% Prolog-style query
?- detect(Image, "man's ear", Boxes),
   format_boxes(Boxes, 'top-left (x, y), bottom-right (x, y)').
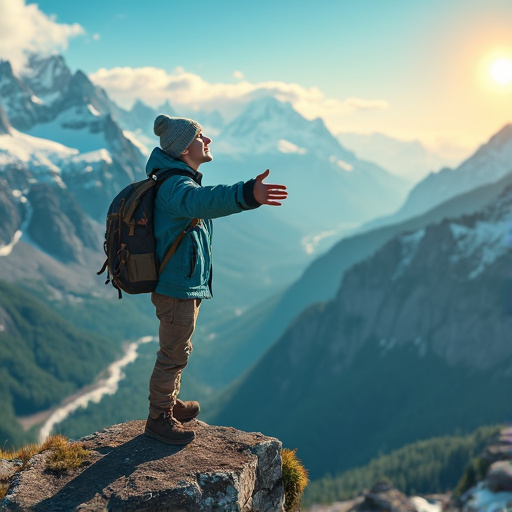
top-left (180, 148), bottom-right (189, 156)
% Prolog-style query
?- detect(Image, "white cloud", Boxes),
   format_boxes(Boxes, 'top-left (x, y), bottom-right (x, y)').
top-left (233, 70), bottom-right (244, 80)
top-left (90, 65), bottom-right (389, 131)
top-left (0, 0), bottom-right (85, 72)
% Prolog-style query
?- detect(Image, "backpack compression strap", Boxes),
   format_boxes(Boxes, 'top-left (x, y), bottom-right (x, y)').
top-left (158, 218), bottom-right (200, 276)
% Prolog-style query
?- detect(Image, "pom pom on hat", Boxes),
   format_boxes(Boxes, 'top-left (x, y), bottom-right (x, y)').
top-left (154, 115), bottom-right (202, 158)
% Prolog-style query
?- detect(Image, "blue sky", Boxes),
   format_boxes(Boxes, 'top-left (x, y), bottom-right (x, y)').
top-left (2, 0), bottom-right (512, 159)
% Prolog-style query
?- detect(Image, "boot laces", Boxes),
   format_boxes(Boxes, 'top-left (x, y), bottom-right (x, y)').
top-left (162, 411), bottom-right (182, 427)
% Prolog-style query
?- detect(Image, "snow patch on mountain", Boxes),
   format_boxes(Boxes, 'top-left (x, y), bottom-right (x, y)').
top-left (30, 95), bottom-right (44, 105)
top-left (330, 155), bottom-right (354, 172)
top-left (123, 129), bottom-right (150, 155)
top-left (26, 106), bottom-right (106, 153)
top-left (70, 149), bottom-right (113, 165)
top-left (278, 139), bottom-right (307, 155)
top-left (88, 104), bottom-right (101, 117)
top-left (0, 230), bottom-right (22, 257)
top-left (462, 484), bottom-right (512, 512)
top-left (0, 127), bottom-right (77, 179)
top-left (449, 219), bottom-right (511, 279)
top-left (58, 149), bottom-right (116, 189)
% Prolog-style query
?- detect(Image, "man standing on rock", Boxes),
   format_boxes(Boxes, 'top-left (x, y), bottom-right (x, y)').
top-left (144, 115), bottom-right (288, 445)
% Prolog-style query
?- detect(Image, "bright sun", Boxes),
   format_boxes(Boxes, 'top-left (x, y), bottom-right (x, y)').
top-left (490, 58), bottom-right (512, 84)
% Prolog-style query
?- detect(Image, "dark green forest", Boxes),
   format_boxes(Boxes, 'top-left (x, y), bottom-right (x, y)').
top-left (302, 424), bottom-right (500, 506)
top-left (0, 280), bottom-right (152, 448)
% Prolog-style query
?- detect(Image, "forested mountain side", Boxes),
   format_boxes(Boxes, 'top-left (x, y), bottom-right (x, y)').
top-left (302, 424), bottom-right (500, 506)
top-left (0, 280), bottom-right (122, 448)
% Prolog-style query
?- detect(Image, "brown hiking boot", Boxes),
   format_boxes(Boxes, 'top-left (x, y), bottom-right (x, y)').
top-left (144, 412), bottom-right (195, 445)
top-left (173, 399), bottom-right (200, 422)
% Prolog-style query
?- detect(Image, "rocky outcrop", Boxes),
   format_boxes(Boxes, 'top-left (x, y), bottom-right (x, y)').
top-left (347, 481), bottom-right (417, 512)
top-left (2, 420), bottom-right (284, 511)
top-left (450, 427), bottom-right (512, 512)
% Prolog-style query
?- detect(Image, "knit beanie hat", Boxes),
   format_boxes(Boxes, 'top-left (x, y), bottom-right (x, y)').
top-left (154, 115), bottom-right (202, 158)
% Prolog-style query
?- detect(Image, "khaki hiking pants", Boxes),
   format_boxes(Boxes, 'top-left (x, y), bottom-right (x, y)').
top-left (149, 292), bottom-right (201, 418)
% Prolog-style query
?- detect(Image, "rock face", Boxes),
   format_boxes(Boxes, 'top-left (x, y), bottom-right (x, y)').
top-left (2, 420), bottom-right (284, 512)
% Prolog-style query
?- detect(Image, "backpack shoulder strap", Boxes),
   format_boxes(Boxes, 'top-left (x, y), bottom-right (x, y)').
top-left (151, 167), bottom-right (198, 191)
top-left (158, 218), bottom-right (200, 276)
top-left (123, 179), bottom-right (157, 223)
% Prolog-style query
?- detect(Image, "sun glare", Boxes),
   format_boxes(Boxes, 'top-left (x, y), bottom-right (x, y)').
top-left (490, 58), bottom-right (512, 84)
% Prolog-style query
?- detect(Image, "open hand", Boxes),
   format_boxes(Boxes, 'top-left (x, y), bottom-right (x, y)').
top-left (253, 169), bottom-right (288, 206)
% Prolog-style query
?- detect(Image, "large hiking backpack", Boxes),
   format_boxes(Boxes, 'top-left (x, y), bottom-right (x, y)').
top-left (97, 169), bottom-right (198, 298)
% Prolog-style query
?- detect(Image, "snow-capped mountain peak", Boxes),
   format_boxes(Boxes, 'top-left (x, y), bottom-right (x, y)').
top-left (22, 54), bottom-right (72, 104)
top-left (215, 96), bottom-right (350, 158)
top-left (0, 59), bottom-right (40, 130)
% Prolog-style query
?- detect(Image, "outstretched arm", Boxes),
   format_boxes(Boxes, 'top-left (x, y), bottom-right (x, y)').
top-left (253, 169), bottom-right (288, 206)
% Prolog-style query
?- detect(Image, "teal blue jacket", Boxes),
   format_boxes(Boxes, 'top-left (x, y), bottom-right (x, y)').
top-left (146, 147), bottom-right (260, 299)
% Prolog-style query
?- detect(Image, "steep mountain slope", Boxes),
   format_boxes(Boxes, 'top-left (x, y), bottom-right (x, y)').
top-left (362, 123), bottom-right (512, 231)
top-left (0, 55), bottom-right (146, 221)
top-left (190, 169), bottom-right (512, 387)
top-left (211, 181), bottom-right (512, 479)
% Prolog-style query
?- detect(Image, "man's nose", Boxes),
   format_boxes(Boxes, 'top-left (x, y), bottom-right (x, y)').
top-left (203, 135), bottom-right (212, 144)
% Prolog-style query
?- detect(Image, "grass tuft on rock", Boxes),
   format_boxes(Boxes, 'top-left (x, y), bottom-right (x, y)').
top-left (45, 435), bottom-right (89, 472)
top-left (0, 483), bottom-right (9, 501)
top-left (282, 448), bottom-right (309, 512)
top-left (0, 434), bottom-right (89, 480)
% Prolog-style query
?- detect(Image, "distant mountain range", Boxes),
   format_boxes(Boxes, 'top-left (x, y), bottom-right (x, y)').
top-left (0, 53), bottom-right (410, 315)
top-left (337, 131), bottom-right (462, 184)
top-left (359, 123), bottom-right (512, 233)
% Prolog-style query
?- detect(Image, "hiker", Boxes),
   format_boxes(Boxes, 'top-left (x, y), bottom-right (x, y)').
top-left (144, 115), bottom-right (288, 445)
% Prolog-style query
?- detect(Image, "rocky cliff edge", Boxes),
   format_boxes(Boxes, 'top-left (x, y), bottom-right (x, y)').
top-left (1, 420), bottom-right (284, 511)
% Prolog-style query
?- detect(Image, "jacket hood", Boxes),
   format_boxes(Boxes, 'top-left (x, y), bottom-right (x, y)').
top-left (145, 147), bottom-right (194, 177)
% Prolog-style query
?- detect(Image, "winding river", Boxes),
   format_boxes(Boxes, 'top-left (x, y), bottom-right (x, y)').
top-left (19, 335), bottom-right (156, 443)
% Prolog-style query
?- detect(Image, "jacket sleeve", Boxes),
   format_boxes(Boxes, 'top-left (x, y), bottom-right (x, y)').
top-left (162, 176), bottom-right (260, 219)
